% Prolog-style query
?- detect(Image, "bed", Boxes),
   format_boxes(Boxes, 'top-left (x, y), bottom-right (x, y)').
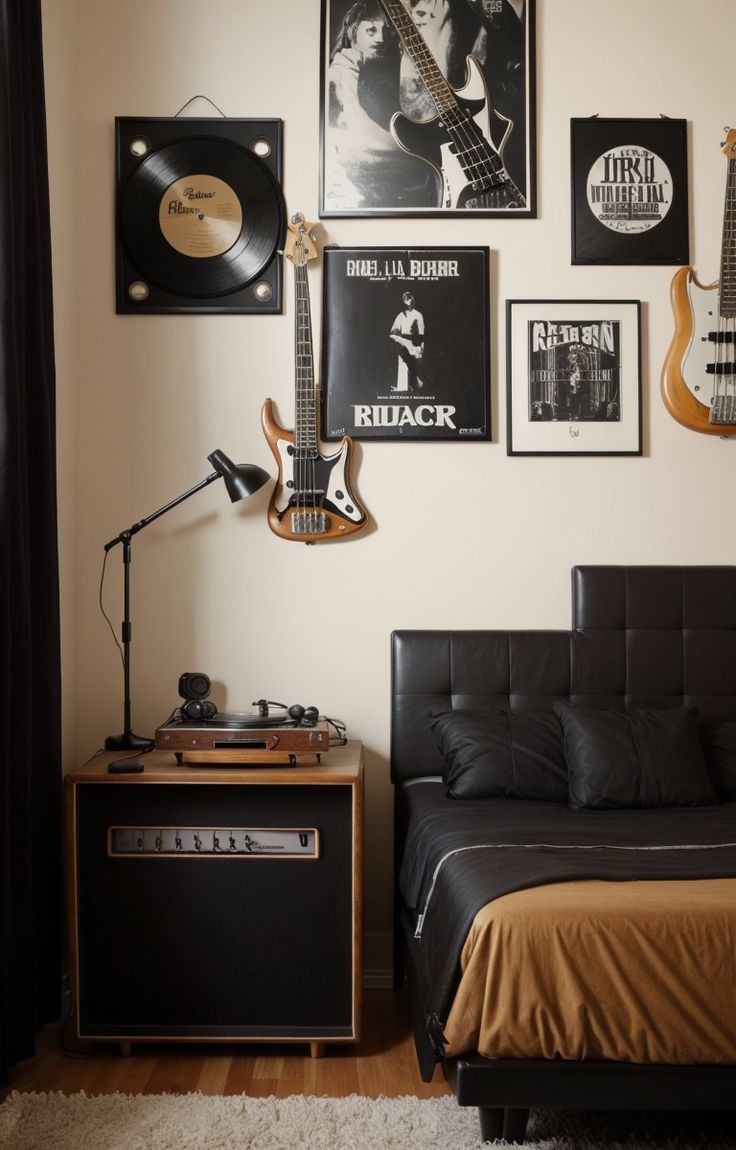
top-left (391, 566), bottom-right (736, 1143)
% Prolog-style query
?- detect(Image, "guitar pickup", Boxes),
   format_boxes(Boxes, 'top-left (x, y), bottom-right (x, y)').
top-left (708, 331), bottom-right (735, 342)
top-left (292, 511), bottom-right (330, 535)
top-left (706, 363), bottom-right (736, 373)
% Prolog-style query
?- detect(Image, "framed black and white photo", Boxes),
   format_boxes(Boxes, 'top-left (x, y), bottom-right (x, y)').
top-left (319, 0), bottom-right (536, 218)
top-left (506, 300), bottom-right (642, 456)
top-left (571, 117), bottom-right (688, 265)
top-left (321, 246), bottom-right (490, 440)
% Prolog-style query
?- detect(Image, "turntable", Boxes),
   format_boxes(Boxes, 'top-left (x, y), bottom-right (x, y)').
top-left (156, 710), bottom-right (330, 765)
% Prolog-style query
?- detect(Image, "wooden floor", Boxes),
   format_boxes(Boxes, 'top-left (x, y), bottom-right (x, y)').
top-left (4, 989), bottom-right (452, 1100)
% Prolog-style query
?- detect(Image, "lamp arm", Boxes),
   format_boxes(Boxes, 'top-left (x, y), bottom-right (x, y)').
top-left (103, 470), bottom-right (221, 551)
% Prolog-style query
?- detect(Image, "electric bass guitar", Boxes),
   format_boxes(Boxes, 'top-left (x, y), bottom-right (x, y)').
top-left (261, 213), bottom-right (367, 542)
top-left (378, 0), bottom-right (525, 211)
top-left (661, 128), bottom-right (736, 434)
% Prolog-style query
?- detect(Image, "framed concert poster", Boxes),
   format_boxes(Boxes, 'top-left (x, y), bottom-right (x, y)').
top-left (321, 246), bottom-right (490, 440)
top-left (319, 0), bottom-right (536, 218)
top-left (506, 299), bottom-right (642, 456)
top-left (571, 117), bottom-right (689, 265)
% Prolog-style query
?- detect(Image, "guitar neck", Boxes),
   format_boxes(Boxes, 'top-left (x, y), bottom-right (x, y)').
top-left (294, 262), bottom-right (318, 454)
top-left (720, 156), bottom-right (736, 318)
top-left (379, 0), bottom-right (457, 115)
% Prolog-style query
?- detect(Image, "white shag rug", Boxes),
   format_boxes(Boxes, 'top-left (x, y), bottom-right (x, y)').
top-left (1, 1091), bottom-right (735, 1150)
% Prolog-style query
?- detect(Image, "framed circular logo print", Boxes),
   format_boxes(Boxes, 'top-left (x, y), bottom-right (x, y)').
top-left (571, 118), bottom-right (688, 265)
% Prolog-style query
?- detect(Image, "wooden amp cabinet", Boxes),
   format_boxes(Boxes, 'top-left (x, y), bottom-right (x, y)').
top-left (64, 742), bottom-right (363, 1055)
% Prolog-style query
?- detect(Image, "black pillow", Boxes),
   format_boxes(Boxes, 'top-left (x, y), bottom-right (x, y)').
top-left (698, 720), bottom-right (736, 799)
top-left (553, 701), bottom-right (718, 810)
top-left (430, 709), bottom-right (568, 801)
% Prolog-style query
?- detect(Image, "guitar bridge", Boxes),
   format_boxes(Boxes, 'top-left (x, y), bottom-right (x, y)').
top-left (291, 510), bottom-right (330, 535)
top-left (709, 395), bottom-right (736, 425)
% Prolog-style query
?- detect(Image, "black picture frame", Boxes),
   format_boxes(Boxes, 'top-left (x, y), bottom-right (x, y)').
top-left (571, 117), bottom-right (689, 265)
top-left (319, 0), bottom-right (536, 218)
top-left (506, 299), bottom-right (642, 456)
top-left (321, 246), bottom-right (490, 440)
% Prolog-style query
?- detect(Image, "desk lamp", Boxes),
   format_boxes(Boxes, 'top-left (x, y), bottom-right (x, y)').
top-left (102, 449), bottom-right (270, 752)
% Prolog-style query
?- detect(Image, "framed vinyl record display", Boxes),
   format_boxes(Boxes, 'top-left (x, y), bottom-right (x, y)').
top-left (115, 117), bottom-right (286, 314)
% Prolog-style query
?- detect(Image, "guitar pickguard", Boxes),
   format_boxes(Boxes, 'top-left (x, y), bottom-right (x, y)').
top-left (271, 438), bottom-right (364, 524)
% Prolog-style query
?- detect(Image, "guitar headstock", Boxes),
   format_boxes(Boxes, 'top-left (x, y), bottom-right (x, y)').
top-left (284, 212), bottom-right (319, 267)
top-left (722, 127), bottom-right (736, 157)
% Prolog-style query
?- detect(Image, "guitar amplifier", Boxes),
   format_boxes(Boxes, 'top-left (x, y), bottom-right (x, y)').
top-left (65, 747), bottom-right (363, 1048)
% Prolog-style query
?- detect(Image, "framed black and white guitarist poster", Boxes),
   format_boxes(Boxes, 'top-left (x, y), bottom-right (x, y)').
top-left (506, 299), bottom-right (642, 456)
top-left (319, 0), bottom-right (536, 217)
top-left (321, 246), bottom-right (490, 440)
top-left (571, 117), bottom-right (689, 265)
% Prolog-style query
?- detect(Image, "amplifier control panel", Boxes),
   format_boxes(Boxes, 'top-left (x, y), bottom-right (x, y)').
top-left (108, 825), bottom-right (319, 857)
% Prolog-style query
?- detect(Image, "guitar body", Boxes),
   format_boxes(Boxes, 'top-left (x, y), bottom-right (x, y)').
top-left (389, 54), bottom-right (518, 210)
top-left (262, 399), bottom-right (366, 542)
top-left (661, 129), bottom-right (736, 434)
top-left (661, 267), bottom-right (736, 435)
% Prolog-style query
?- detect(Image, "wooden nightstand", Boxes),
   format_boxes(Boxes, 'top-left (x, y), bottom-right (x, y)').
top-left (64, 741), bottom-right (363, 1056)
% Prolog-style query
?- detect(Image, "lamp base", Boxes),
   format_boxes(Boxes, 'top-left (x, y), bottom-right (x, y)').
top-left (105, 731), bottom-right (155, 752)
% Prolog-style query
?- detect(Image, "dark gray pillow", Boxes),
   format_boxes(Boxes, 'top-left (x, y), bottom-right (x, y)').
top-left (698, 721), bottom-right (736, 799)
top-left (430, 709), bottom-right (568, 801)
top-left (553, 702), bottom-right (718, 810)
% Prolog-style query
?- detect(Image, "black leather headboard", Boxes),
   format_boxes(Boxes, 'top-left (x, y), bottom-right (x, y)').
top-left (390, 565), bottom-right (736, 782)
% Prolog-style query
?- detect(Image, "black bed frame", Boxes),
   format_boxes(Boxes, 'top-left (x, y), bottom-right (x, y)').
top-left (390, 566), bottom-right (736, 1142)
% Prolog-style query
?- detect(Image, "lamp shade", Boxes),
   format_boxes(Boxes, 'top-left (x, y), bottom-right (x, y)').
top-left (208, 450), bottom-right (270, 503)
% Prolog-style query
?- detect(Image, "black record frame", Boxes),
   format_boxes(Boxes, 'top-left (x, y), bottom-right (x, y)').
top-left (571, 117), bottom-right (689, 266)
top-left (115, 117), bottom-right (285, 314)
top-left (319, 0), bottom-right (536, 218)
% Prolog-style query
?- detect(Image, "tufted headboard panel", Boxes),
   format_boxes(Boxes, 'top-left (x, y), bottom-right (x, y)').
top-left (390, 565), bottom-right (736, 782)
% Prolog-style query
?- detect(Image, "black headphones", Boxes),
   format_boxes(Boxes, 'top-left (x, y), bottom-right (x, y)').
top-left (179, 672), bottom-right (217, 722)
top-left (254, 699), bottom-right (319, 727)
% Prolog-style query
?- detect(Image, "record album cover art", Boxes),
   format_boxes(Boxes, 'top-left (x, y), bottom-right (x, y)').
top-left (571, 118), bottom-right (688, 265)
top-left (506, 299), bottom-right (642, 455)
top-left (321, 246), bottom-right (490, 440)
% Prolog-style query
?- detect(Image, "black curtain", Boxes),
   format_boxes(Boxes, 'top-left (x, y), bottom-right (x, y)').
top-left (0, 0), bottom-right (62, 1085)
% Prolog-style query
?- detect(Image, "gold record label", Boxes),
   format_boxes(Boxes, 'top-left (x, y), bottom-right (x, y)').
top-left (158, 174), bottom-right (243, 258)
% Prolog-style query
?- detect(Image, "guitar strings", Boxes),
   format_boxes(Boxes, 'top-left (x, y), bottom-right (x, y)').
top-left (295, 246), bottom-right (317, 527)
top-left (713, 156), bottom-right (736, 420)
top-left (386, 1), bottom-right (524, 208)
top-left (722, 158), bottom-right (735, 404)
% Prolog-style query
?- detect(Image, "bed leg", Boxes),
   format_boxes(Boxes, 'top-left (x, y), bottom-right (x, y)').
top-left (478, 1107), bottom-right (504, 1141)
top-left (478, 1107), bottom-right (529, 1144)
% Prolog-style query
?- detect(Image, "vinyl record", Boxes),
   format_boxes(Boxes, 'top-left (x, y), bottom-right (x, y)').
top-left (210, 711), bottom-right (292, 729)
top-left (119, 135), bottom-right (285, 298)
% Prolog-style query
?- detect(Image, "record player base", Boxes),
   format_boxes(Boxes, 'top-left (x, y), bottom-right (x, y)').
top-left (64, 744), bottom-right (363, 1052)
top-left (175, 750), bottom-right (323, 765)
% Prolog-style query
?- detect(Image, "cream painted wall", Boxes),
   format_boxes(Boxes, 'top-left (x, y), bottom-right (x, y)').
top-left (43, 0), bottom-right (736, 974)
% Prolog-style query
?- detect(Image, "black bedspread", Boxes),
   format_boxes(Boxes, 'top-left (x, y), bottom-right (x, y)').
top-left (398, 781), bottom-right (736, 1066)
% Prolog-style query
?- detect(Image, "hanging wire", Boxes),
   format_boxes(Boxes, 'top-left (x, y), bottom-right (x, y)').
top-left (173, 94), bottom-right (227, 118)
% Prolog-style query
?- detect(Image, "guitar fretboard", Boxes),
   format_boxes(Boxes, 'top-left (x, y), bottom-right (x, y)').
top-left (294, 262), bottom-right (318, 455)
top-left (380, 0), bottom-right (456, 113)
top-left (720, 157), bottom-right (736, 317)
top-left (378, 0), bottom-right (512, 195)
